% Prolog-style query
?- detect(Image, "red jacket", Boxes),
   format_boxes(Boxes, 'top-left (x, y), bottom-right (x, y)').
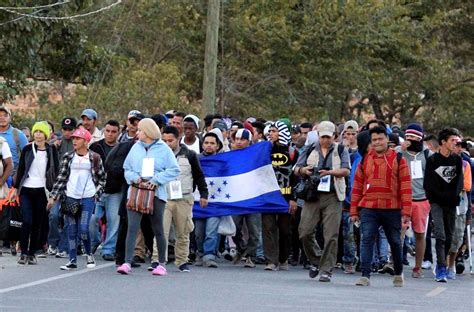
top-left (350, 149), bottom-right (412, 217)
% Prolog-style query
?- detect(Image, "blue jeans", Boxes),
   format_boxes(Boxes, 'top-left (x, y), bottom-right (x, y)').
top-left (64, 197), bottom-right (95, 262)
top-left (47, 201), bottom-right (68, 252)
top-left (372, 227), bottom-right (389, 265)
top-left (360, 208), bottom-right (403, 278)
top-left (195, 217), bottom-right (220, 261)
top-left (342, 210), bottom-right (355, 265)
top-left (89, 192), bottom-right (121, 256)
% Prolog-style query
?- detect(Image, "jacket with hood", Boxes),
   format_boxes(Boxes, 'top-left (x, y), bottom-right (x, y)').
top-left (270, 121), bottom-right (298, 202)
top-left (123, 139), bottom-right (180, 202)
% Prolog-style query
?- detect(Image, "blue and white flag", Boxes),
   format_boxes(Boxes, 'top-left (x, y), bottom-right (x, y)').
top-left (193, 141), bottom-right (289, 218)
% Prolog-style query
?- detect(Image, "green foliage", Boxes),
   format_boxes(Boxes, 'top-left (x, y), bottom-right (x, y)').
top-left (1, 0), bottom-right (472, 136)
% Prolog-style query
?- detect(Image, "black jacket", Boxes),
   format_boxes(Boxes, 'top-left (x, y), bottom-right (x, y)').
top-left (14, 143), bottom-right (59, 192)
top-left (104, 140), bottom-right (135, 194)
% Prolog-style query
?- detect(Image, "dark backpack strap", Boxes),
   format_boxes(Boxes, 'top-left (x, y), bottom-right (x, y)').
top-left (396, 152), bottom-right (403, 165)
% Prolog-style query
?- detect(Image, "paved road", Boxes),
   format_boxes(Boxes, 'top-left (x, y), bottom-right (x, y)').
top-left (0, 252), bottom-right (471, 312)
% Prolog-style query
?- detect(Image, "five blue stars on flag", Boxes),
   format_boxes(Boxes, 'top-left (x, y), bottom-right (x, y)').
top-left (208, 180), bottom-right (230, 201)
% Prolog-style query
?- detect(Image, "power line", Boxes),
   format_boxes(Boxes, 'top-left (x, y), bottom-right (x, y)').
top-left (0, 1), bottom-right (70, 10)
top-left (0, 0), bottom-right (121, 21)
top-left (90, 0), bottom-right (136, 106)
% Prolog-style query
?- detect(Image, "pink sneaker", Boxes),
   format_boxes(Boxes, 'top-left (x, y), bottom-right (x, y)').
top-left (152, 264), bottom-right (167, 276)
top-left (117, 263), bottom-right (132, 275)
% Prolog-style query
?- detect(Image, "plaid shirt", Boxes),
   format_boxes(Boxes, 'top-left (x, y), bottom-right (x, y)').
top-left (49, 150), bottom-right (106, 200)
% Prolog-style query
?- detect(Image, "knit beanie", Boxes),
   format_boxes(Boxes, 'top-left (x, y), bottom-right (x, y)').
top-left (139, 118), bottom-right (161, 140)
top-left (405, 123), bottom-right (424, 140)
top-left (31, 121), bottom-right (50, 140)
top-left (271, 120), bottom-right (291, 146)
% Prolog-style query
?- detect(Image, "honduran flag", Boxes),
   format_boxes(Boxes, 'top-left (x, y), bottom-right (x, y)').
top-left (193, 141), bottom-right (289, 218)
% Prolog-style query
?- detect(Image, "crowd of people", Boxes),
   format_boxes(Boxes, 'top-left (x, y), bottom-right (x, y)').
top-left (0, 105), bottom-right (472, 287)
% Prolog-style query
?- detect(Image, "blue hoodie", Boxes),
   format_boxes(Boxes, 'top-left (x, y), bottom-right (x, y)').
top-left (345, 151), bottom-right (362, 205)
top-left (123, 139), bottom-right (180, 202)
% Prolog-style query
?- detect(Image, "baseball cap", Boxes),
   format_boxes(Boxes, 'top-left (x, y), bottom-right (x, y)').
top-left (317, 121), bottom-right (336, 137)
top-left (61, 117), bottom-right (77, 130)
top-left (127, 110), bottom-right (142, 120)
top-left (343, 120), bottom-right (359, 133)
top-left (235, 129), bottom-right (252, 141)
top-left (71, 128), bottom-right (92, 142)
top-left (81, 109), bottom-right (98, 120)
top-left (0, 106), bottom-right (12, 116)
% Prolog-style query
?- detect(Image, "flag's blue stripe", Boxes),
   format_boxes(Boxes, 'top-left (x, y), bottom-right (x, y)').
top-left (200, 141), bottom-right (272, 177)
top-left (193, 190), bottom-right (288, 218)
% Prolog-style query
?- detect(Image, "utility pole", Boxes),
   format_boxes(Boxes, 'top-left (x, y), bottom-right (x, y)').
top-left (202, 0), bottom-right (220, 117)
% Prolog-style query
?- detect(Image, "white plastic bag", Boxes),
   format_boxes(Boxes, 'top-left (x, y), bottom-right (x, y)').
top-left (218, 215), bottom-right (236, 236)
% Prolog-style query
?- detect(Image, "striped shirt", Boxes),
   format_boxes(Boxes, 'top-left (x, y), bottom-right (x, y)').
top-left (350, 149), bottom-right (412, 217)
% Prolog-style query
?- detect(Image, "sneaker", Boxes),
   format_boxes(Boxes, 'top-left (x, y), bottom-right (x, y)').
top-left (17, 254), bottom-right (27, 265)
top-left (393, 274), bottom-right (404, 287)
top-left (264, 263), bottom-right (278, 271)
top-left (11, 245), bottom-right (17, 256)
top-left (279, 261), bottom-right (289, 271)
top-left (308, 265), bottom-right (319, 278)
top-left (36, 250), bottom-right (47, 258)
top-left (254, 256), bottom-right (266, 265)
top-left (195, 256), bottom-right (203, 267)
top-left (102, 254), bottom-right (115, 261)
top-left (421, 260), bottom-right (432, 270)
top-left (434, 265), bottom-right (447, 283)
top-left (131, 261), bottom-right (141, 268)
top-left (446, 267), bottom-right (456, 280)
top-left (133, 255), bottom-right (145, 263)
top-left (148, 262), bottom-right (159, 271)
top-left (403, 259), bottom-right (410, 266)
top-left (55, 251), bottom-right (68, 258)
top-left (47, 246), bottom-right (58, 256)
top-left (152, 264), bottom-right (167, 276)
top-left (204, 259), bottom-right (218, 268)
top-left (117, 263), bottom-right (132, 275)
top-left (86, 254), bottom-right (96, 268)
top-left (411, 267), bottom-right (423, 278)
top-left (378, 263), bottom-right (395, 275)
top-left (178, 263), bottom-right (190, 272)
top-left (319, 272), bottom-right (331, 282)
top-left (344, 263), bottom-right (354, 274)
top-left (455, 260), bottom-right (465, 274)
top-left (60, 261), bottom-right (78, 270)
top-left (244, 257), bottom-right (256, 268)
top-left (232, 252), bottom-right (243, 265)
top-left (28, 255), bottom-right (37, 265)
top-left (355, 276), bottom-right (370, 286)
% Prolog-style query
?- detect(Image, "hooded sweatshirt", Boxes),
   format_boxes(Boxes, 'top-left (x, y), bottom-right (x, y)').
top-left (424, 152), bottom-right (463, 207)
top-left (270, 121), bottom-right (297, 201)
top-left (123, 139), bottom-right (181, 202)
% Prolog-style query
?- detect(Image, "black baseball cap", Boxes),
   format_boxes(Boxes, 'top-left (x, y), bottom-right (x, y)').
top-left (61, 117), bottom-right (77, 130)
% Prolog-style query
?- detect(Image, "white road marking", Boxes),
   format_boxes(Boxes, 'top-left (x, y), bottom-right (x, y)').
top-left (0, 263), bottom-right (114, 294)
top-left (425, 286), bottom-right (447, 297)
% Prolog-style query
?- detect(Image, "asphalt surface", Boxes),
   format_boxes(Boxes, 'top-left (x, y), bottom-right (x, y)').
top-left (0, 251), bottom-right (472, 312)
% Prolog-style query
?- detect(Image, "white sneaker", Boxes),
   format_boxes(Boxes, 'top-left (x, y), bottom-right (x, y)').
top-left (47, 246), bottom-right (58, 256)
top-left (86, 254), bottom-right (96, 268)
top-left (421, 260), bottom-right (432, 270)
top-left (55, 251), bottom-right (68, 258)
